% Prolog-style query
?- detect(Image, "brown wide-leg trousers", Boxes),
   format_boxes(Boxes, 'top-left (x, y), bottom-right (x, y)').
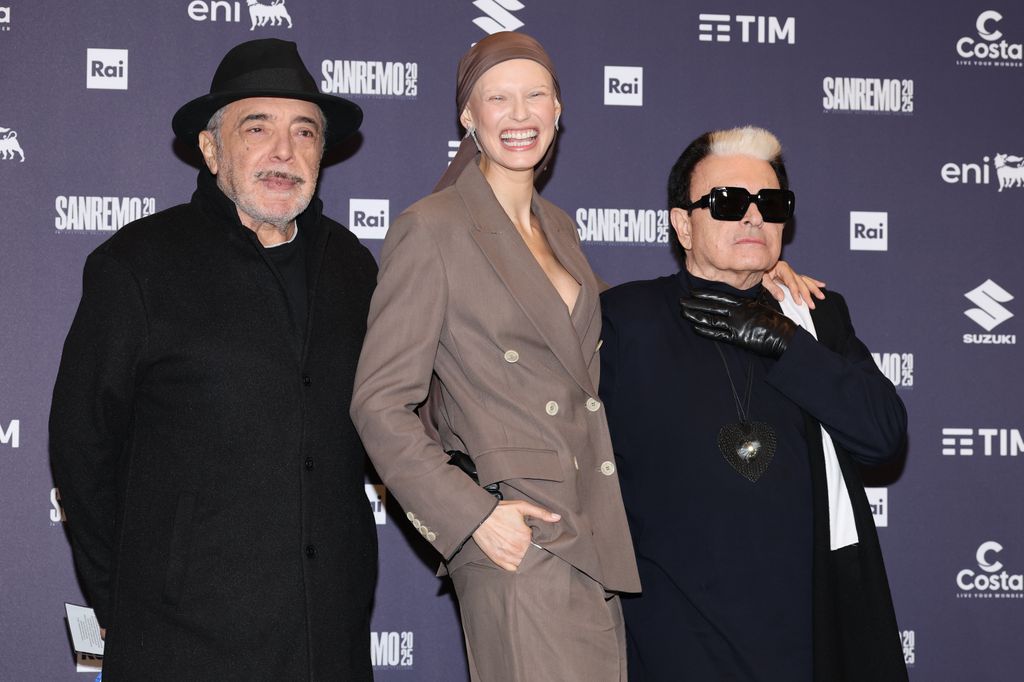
top-left (450, 544), bottom-right (627, 682)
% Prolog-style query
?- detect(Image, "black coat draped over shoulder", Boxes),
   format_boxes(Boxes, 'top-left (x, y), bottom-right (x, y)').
top-left (50, 171), bottom-right (378, 681)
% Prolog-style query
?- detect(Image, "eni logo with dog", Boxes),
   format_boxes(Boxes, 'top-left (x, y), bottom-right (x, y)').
top-left (0, 126), bottom-right (25, 163)
top-left (941, 153), bottom-right (1024, 192)
top-left (187, 0), bottom-right (294, 31)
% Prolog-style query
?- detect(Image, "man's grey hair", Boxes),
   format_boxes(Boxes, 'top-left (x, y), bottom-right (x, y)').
top-left (205, 102), bottom-right (328, 153)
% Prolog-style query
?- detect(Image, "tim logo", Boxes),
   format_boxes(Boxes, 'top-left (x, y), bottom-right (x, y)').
top-left (900, 630), bottom-right (916, 666)
top-left (604, 66), bottom-right (643, 107)
top-left (871, 352), bottom-right (913, 388)
top-left (956, 540), bottom-right (1023, 598)
top-left (962, 279), bottom-right (1015, 344)
top-left (865, 487), bottom-right (887, 527)
top-left (371, 631), bottom-right (414, 669)
top-left (50, 488), bottom-right (66, 525)
top-left (849, 211), bottom-right (887, 251)
top-left (187, 1), bottom-right (293, 30)
top-left (86, 48), bottom-right (128, 90)
top-left (956, 10), bottom-right (1022, 67)
top-left (349, 199), bottom-right (389, 241)
top-left (365, 483), bottom-right (386, 525)
top-left (0, 419), bottom-right (18, 448)
top-left (0, 6), bottom-right (10, 31)
top-left (942, 427), bottom-right (1023, 457)
top-left (698, 13), bottom-right (795, 44)
top-left (0, 126), bottom-right (25, 162)
top-left (472, 0), bottom-right (524, 35)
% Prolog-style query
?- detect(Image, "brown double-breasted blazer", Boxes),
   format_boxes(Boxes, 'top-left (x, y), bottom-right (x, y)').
top-left (351, 161), bottom-right (640, 593)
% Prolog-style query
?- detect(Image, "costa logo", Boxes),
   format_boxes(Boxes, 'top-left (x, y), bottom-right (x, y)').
top-left (955, 10), bottom-right (1022, 66)
top-left (956, 541), bottom-right (1024, 598)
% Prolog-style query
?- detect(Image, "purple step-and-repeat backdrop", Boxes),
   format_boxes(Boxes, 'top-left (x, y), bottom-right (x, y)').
top-left (1, 0), bottom-right (1022, 679)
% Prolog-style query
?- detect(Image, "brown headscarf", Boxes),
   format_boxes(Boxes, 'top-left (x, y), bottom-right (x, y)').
top-left (433, 32), bottom-right (562, 192)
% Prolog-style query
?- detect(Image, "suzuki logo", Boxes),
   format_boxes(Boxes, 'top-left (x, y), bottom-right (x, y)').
top-left (472, 0), bottom-right (524, 35)
top-left (964, 279), bottom-right (1014, 332)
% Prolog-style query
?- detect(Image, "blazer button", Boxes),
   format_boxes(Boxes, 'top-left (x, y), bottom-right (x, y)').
top-left (426, 531), bottom-right (437, 542)
top-left (412, 518), bottom-right (422, 529)
top-left (305, 544), bottom-right (317, 558)
top-left (600, 461), bottom-right (616, 476)
top-left (503, 349), bottom-right (520, 363)
top-left (419, 525), bottom-right (429, 537)
top-left (545, 400), bottom-right (559, 416)
top-left (304, 457), bottom-right (315, 470)
top-left (585, 398), bottom-right (601, 412)
top-left (406, 511), bottom-right (416, 522)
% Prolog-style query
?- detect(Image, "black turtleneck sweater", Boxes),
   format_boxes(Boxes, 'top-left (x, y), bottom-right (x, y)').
top-left (264, 228), bottom-right (308, 341)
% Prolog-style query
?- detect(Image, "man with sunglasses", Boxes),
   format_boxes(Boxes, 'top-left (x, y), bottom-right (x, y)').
top-left (598, 126), bottom-right (908, 680)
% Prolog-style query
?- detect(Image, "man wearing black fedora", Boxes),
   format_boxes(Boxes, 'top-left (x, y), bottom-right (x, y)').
top-left (50, 39), bottom-right (378, 680)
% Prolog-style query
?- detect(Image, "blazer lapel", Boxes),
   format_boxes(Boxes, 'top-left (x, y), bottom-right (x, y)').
top-left (457, 164), bottom-right (597, 397)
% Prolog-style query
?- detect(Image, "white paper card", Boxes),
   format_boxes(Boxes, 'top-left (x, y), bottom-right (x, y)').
top-left (65, 603), bottom-right (105, 656)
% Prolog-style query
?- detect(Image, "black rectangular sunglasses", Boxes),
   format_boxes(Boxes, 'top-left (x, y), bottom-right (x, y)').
top-left (683, 186), bottom-right (795, 223)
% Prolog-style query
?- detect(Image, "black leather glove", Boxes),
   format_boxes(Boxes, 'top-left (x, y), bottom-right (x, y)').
top-left (680, 289), bottom-right (797, 358)
top-left (447, 450), bottom-right (503, 499)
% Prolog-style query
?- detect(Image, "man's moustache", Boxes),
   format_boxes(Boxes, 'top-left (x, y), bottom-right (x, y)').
top-left (254, 170), bottom-right (305, 185)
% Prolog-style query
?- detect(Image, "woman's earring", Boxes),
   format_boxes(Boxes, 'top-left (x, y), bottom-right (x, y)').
top-left (468, 126), bottom-right (482, 152)
top-left (554, 116), bottom-right (560, 132)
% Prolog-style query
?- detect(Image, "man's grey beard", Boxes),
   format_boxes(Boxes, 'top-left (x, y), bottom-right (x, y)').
top-left (220, 164), bottom-right (315, 232)
top-left (237, 170), bottom-right (311, 231)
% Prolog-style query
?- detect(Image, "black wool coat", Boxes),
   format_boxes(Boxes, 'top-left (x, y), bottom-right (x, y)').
top-left (50, 171), bottom-right (379, 681)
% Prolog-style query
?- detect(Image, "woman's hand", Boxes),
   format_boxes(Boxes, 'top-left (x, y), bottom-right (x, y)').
top-left (763, 260), bottom-right (825, 309)
top-left (472, 500), bottom-right (560, 571)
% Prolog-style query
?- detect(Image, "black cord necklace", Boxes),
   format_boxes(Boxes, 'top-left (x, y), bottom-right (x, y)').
top-left (713, 343), bottom-right (777, 482)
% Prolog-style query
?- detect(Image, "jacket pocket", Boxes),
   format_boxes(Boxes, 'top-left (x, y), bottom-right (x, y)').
top-left (474, 447), bottom-right (564, 487)
top-left (162, 491), bottom-right (197, 606)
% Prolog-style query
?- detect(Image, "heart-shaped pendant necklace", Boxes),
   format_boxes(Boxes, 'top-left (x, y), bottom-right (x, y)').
top-left (714, 344), bottom-right (777, 482)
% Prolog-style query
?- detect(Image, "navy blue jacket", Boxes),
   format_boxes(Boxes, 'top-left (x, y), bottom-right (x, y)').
top-left (600, 274), bottom-right (907, 682)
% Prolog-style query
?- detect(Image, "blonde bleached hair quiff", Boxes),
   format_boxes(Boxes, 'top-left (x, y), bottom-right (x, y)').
top-left (668, 125), bottom-right (789, 212)
top-left (706, 126), bottom-right (782, 163)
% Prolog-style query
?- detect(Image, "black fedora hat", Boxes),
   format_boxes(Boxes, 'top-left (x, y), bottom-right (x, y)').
top-left (172, 39), bottom-right (362, 149)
